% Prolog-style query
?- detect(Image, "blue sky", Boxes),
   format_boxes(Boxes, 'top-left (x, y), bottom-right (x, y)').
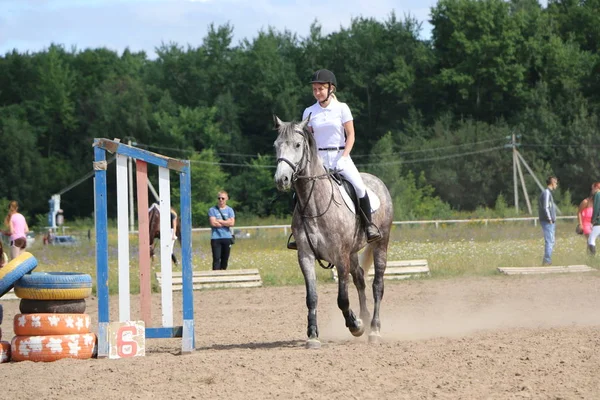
top-left (0, 0), bottom-right (548, 58)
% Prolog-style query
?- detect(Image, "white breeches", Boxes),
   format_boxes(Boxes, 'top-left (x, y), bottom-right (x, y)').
top-left (588, 226), bottom-right (600, 246)
top-left (318, 150), bottom-right (367, 198)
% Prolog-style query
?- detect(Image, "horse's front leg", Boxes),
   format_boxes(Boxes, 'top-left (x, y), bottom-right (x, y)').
top-left (369, 244), bottom-right (388, 343)
top-left (337, 262), bottom-right (365, 337)
top-left (349, 253), bottom-right (370, 328)
top-left (298, 251), bottom-right (320, 349)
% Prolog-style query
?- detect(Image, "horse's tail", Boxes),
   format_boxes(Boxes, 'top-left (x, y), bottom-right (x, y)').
top-left (359, 243), bottom-right (375, 276)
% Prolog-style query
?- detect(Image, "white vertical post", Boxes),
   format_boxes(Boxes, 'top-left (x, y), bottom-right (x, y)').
top-left (116, 154), bottom-right (131, 321)
top-left (158, 166), bottom-right (173, 327)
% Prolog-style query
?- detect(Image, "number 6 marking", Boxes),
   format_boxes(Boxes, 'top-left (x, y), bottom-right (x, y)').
top-left (116, 326), bottom-right (138, 357)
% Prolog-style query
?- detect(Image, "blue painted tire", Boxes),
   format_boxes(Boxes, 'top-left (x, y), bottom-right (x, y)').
top-left (0, 252), bottom-right (38, 298)
top-left (15, 272), bottom-right (93, 300)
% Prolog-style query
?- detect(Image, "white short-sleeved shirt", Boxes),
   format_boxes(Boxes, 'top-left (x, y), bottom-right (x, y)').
top-left (302, 100), bottom-right (353, 149)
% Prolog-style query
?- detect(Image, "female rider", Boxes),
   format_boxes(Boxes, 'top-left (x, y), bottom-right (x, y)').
top-left (288, 69), bottom-right (381, 249)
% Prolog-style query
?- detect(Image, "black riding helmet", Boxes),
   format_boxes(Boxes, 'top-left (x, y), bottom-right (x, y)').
top-left (310, 69), bottom-right (337, 88)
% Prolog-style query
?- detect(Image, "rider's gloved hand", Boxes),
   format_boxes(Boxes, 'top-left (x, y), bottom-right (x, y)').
top-left (337, 156), bottom-right (350, 171)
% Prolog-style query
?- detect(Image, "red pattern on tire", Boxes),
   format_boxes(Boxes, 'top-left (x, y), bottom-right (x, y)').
top-left (11, 333), bottom-right (97, 362)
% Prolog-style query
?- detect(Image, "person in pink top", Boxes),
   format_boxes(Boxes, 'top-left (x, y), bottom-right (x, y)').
top-left (3, 200), bottom-right (29, 260)
top-left (578, 183), bottom-right (600, 248)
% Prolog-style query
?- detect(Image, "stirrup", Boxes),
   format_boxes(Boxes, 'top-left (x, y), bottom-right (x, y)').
top-left (286, 233), bottom-right (297, 250)
top-left (366, 225), bottom-right (382, 243)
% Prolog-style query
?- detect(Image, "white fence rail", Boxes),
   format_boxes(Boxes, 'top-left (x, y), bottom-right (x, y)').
top-left (188, 215), bottom-right (578, 235)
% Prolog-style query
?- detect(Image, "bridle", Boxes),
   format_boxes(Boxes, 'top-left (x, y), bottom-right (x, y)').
top-left (276, 129), bottom-right (310, 183)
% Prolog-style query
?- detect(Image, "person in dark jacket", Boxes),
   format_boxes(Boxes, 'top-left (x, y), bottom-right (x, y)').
top-left (538, 176), bottom-right (558, 265)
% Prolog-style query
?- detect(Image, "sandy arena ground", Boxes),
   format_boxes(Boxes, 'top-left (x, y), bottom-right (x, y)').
top-left (2, 273), bottom-right (600, 399)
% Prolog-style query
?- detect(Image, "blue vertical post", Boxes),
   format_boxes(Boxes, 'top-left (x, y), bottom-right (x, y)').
top-left (94, 142), bottom-right (110, 358)
top-left (180, 162), bottom-right (195, 353)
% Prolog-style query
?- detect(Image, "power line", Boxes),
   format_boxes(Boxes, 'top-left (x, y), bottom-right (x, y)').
top-left (56, 156), bottom-right (117, 195)
top-left (189, 159), bottom-right (276, 168)
top-left (136, 137), bottom-right (508, 159)
top-left (53, 140), bottom-right (510, 195)
top-left (187, 145), bottom-right (507, 168)
top-left (356, 146), bottom-right (506, 167)
top-left (352, 137), bottom-right (507, 158)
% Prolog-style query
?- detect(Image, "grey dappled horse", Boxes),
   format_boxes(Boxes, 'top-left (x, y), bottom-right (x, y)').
top-left (273, 115), bottom-right (393, 348)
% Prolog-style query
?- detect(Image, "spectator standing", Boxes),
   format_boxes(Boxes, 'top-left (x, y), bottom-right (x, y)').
top-left (587, 184), bottom-right (600, 255)
top-left (208, 191), bottom-right (235, 270)
top-left (3, 200), bottom-right (29, 260)
top-left (538, 176), bottom-right (558, 265)
top-left (577, 183), bottom-right (600, 244)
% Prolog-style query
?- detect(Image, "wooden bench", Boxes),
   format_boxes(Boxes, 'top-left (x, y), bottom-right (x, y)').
top-left (156, 269), bottom-right (263, 290)
top-left (332, 259), bottom-right (430, 282)
top-left (497, 265), bottom-right (594, 275)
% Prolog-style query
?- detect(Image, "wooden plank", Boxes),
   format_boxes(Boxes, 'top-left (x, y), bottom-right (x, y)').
top-left (165, 275), bottom-right (262, 284)
top-left (381, 266), bottom-right (430, 275)
top-left (157, 269), bottom-right (261, 278)
top-left (497, 265), bottom-right (594, 275)
top-left (171, 281), bottom-right (264, 291)
top-left (332, 260), bottom-right (430, 282)
top-left (387, 260), bottom-right (428, 268)
top-left (156, 269), bottom-right (263, 290)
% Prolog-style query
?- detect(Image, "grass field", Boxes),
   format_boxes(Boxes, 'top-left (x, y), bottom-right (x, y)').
top-left (26, 219), bottom-right (597, 294)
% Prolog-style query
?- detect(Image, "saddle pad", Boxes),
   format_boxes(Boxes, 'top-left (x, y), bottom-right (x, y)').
top-left (339, 186), bottom-right (380, 215)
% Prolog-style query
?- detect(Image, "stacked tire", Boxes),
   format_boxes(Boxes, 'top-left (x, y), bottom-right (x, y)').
top-left (0, 304), bottom-right (9, 363)
top-left (0, 252), bottom-right (39, 363)
top-left (11, 271), bottom-right (96, 362)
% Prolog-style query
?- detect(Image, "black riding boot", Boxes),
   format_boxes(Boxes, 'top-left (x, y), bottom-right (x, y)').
top-left (359, 194), bottom-right (382, 243)
top-left (588, 244), bottom-right (596, 255)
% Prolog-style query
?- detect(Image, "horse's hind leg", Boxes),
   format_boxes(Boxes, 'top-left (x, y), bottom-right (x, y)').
top-left (349, 253), bottom-right (370, 328)
top-left (337, 262), bottom-right (365, 338)
top-left (369, 243), bottom-right (388, 343)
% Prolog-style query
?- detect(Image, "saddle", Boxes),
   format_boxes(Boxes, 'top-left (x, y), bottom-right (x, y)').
top-left (329, 171), bottom-right (380, 215)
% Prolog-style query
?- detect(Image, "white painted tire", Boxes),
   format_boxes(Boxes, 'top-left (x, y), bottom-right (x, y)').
top-left (11, 333), bottom-right (97, 362)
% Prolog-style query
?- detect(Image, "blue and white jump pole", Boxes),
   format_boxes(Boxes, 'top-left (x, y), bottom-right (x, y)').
top-left (93, 138), bottom-right (195, 357)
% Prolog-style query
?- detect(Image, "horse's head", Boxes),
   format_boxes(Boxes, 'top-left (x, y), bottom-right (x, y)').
top-left (273, 114), bottom-right (314, 191)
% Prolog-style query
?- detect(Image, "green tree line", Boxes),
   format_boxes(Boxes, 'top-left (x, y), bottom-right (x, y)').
top-left (1, 0), bottom-right (599, 226)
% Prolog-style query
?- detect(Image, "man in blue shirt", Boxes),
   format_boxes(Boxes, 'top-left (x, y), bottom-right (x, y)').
top-left (538, 176), bottom-right (558, 265)
top-left (208, 191), bottom-right (235, 270)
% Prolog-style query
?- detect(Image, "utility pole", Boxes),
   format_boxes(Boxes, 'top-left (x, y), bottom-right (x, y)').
top-left (516, 152), bottom-right (532, 214)
top-left (516, 150), bottom-right (561, 215)
top-left (512, 133), bottom-right (518, 214)
top-left (128, 139), bottom-right (135, 233)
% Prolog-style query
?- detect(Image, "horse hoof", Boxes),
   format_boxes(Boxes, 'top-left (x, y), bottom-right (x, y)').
top-left (306, 339), bottom-right (321, 349)
top-left (368, 332), bottom-right (381, 344)
top-left (350, 319), bottom-right (365, 337)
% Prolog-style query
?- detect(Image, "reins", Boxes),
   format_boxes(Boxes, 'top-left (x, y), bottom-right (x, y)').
top-left (276, 133), bottom-right (343, 270)
top-left (293, 170), bottom-right (340, 269)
